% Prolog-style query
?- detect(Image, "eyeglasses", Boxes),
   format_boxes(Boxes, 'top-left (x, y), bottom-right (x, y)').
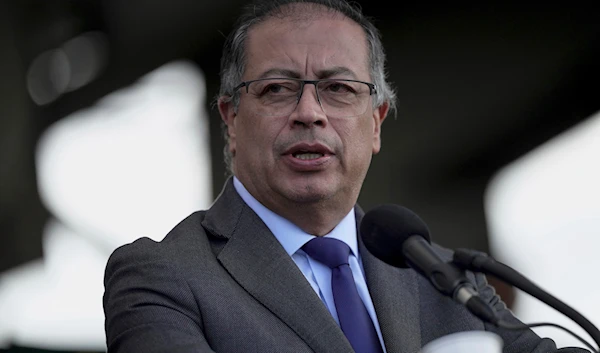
top-left (233, 78), bottom-right (377, 118)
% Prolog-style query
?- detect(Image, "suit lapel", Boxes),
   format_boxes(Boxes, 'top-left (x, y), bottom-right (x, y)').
top-left (203, 179), bottom-right (353, 353)
top-left (357, 207), bottom-right (423, 353)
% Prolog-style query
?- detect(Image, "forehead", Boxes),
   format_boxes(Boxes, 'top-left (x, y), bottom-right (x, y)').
top-left (243, 5), bottom-right (370, 80)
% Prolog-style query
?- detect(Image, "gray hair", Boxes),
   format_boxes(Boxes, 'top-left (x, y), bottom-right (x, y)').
top-left (217, 0), bottom-right (397, 175)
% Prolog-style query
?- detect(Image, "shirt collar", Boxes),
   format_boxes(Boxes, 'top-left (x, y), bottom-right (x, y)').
top-left (233, 176), bottom-right (359, 258)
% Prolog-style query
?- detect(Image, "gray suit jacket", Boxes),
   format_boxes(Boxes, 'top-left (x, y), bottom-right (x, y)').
top-left (103, 178), bottom-right (585, 353)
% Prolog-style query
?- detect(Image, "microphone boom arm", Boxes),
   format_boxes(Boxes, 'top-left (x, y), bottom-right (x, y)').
top-left (453, 248), bottom-right (600, 350)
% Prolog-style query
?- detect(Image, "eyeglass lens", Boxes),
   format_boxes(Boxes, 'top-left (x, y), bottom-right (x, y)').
top-left (245, 79), bottom-right (372, 118)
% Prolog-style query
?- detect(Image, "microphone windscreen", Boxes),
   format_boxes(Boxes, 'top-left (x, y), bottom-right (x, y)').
top-left (360, 204), bottom-right (431, 268)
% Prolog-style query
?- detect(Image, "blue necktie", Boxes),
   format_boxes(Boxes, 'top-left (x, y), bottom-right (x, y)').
top-left (302, 237), bottom-right (384, 353)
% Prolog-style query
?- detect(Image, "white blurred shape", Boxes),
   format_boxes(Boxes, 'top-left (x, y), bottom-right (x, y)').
top-left (485, 109), bottom-right (600, 349)
top-left (0, 261), bottom-right (45, 349)
top-left (421, 331), bottom-right (503, 353)
top-left (0, 60), bottom-right (213, 350)
top-left (36, 59), bottom-right (212, 249)
top-left (1, 221), bottom-right (106, 350)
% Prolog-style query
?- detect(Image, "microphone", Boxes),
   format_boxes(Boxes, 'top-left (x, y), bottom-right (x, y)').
top-left (360, 204), bottom-right (600, 352)
top-left (360, 204), bottom-right (498, 324)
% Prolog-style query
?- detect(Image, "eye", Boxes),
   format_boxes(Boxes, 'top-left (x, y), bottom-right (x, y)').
top-left (322, 81), bottom-right (356, 94)
top-left (257, 80), bottom-right (298, 96)
top-left (264, 83), bottom-right (285, 94)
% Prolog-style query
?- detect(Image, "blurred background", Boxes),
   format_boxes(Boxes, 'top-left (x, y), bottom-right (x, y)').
top-left (1, 1), bottom-right (599, 352)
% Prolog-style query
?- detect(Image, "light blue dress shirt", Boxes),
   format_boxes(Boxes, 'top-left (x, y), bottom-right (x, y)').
top-left (233, 177), bottom-right (387, 352)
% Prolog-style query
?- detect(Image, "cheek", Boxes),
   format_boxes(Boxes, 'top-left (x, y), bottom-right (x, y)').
top-left (237, 112), bottom-right (286, 156)
top-left (237, 110), bottom-right (264, 140)
top-left (335, 120), bottom-right (374, 157)
top-left (345, 119), bottom-right (374, 142)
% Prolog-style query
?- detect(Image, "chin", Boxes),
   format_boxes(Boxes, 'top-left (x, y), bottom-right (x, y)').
top-left (279, 182), bottom-right (333, 203)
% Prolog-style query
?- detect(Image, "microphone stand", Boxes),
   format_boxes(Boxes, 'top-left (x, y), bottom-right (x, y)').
top-left (452, 248), bottom-right (600, 351)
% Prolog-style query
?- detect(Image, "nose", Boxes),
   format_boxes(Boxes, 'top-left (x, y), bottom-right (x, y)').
top-left (289, 83), bottom-right (327, 128)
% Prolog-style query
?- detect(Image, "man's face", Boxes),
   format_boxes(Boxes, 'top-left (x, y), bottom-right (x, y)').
top-left (219, 9), bottom-right (388, 219)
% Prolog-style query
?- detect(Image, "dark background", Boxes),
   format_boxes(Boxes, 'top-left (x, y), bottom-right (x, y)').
top-left (1, 2), bottom-right (599, 351)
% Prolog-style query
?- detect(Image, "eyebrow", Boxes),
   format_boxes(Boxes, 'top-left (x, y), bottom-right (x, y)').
top-left (257, 66), bottom-right (358, 80)
top-left (258, 68), bottom-right (301, 79)
top-left (317, 67), bottom-right (358, 80)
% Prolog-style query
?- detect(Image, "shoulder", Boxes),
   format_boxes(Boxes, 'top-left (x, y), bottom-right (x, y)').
top-left (105, 211), bottom-right (212, 276)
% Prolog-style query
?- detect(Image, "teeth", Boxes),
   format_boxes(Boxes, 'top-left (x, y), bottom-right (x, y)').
top-left (293, 153), bottom-right (323, 160)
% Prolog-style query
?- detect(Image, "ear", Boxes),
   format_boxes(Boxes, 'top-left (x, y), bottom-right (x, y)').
top-left (372, 102), bottom-right (389, 154)
top-left (218, 96), bottom-right (237, 156)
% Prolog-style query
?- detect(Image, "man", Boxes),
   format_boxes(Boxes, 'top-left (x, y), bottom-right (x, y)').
top-left (103, 1), bottom-right (590, 352)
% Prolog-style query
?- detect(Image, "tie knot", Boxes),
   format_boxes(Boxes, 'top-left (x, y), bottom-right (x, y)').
top-left (302, 237), bottom-right (350, 269)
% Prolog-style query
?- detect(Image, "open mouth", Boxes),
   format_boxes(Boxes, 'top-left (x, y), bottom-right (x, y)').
top-left (292, 152), bottom-right (324, 160)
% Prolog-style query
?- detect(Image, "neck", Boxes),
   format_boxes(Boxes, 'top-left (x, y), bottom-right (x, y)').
top-left (233, 174), bottom-right (361, 236)
top-left (273, 200), bottom-right (354, 236)
top-left (235, 178), bottom-right (357, 236)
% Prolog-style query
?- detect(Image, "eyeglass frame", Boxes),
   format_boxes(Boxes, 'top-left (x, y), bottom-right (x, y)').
top-left (231, 77), bottom-right (378, 116)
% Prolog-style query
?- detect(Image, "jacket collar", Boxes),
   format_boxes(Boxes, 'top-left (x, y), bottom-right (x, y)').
top-left (202, 177), bottom-right (422, 352)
